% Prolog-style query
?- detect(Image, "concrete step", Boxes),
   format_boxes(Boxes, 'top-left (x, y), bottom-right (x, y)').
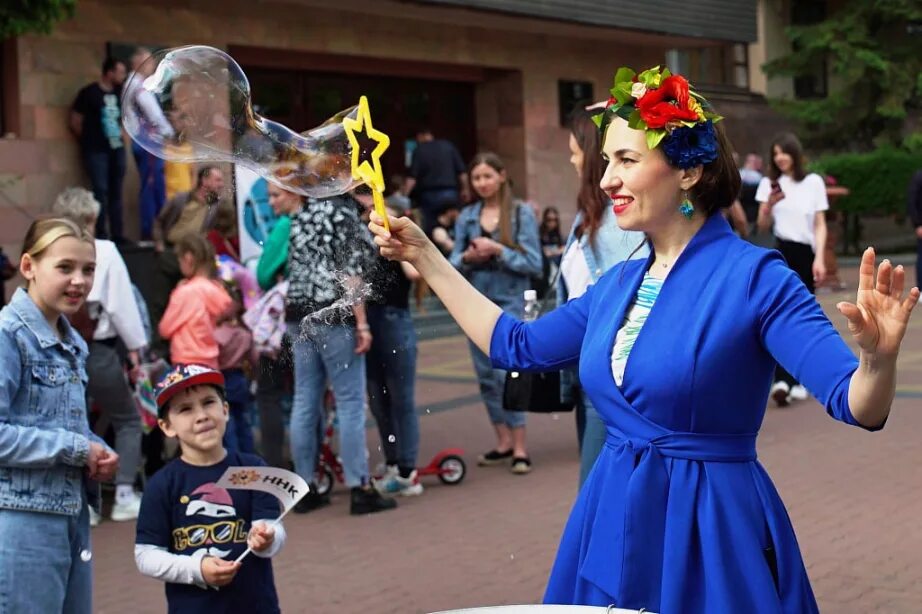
top-left (410, 296), bottom-right (462, 341)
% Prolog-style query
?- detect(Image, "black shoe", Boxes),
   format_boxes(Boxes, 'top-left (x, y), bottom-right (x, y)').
top-left (293, 487), bottom-right (330, 514)
top-left (477, 449), bottom-right (513, 466)
top-left (350, 486), bottom-right (398, 515)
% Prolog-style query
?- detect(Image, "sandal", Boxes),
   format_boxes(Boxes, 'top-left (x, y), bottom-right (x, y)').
top-left (477, 449), bottom-right (513, 466)
top-left (510, 457), bottom-right (532, 474)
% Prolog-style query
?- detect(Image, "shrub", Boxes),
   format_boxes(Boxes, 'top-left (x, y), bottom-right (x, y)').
top-left (809, 148), bottom-right (922, 216)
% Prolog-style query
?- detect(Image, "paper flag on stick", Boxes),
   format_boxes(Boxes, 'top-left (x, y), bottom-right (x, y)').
top-left (216, 465), bottom-right (309, 514)
top-left (216, 465), bottom-right (309, 563)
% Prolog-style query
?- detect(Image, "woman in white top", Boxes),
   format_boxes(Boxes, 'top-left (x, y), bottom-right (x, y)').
top-left (52, 188), bottom-right (149, 522)
top-left (756, 132), bottom-right (828, 406)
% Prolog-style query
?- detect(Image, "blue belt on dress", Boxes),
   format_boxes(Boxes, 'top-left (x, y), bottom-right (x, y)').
top-left (580, 423), bottom-right (758, 607)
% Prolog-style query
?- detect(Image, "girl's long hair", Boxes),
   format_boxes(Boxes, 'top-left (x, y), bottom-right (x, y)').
top-left (22, 216), bottom-right (94, 260)
top-left (469, 152), bottom-right (517, 248)
top-left (570, 110), bottom-right (607, 245)
top-left (174, 233), bottom-right (216, 277)
top-left (767, 132), bottom-right (807, 182)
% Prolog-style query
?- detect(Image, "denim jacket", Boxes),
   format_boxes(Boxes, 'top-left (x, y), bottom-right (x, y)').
top-left (0, 288), bottom-right (104, 515)
top-left (557, 205), bottom-right (648, 402)
top-left (449, 201), bottom-right (543, 316)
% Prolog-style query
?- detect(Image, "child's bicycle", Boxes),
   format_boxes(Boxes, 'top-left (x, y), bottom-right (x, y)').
top-left (314, 390), bottom-right (467, 496)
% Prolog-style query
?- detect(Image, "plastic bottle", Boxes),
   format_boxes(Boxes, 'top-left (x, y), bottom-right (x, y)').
top-left (523, 289), bottom-right (539, 322)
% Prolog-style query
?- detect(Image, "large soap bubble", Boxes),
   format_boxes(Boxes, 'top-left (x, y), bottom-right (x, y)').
top-left (121, 45), bottom-right (363, 198)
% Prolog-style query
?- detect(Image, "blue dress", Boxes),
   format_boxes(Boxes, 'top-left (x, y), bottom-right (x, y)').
top-left (490, 214), bottom-right (878, 612)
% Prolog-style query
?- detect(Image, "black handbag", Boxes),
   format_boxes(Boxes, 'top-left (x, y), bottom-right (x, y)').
top-left (502, 267), bottom-right (574, 413)
top-left (503, 368), bottom-right (572, 413)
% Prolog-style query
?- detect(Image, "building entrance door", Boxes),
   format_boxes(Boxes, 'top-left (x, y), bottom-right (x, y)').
top-left (243, 67), bottom-right (477, 192)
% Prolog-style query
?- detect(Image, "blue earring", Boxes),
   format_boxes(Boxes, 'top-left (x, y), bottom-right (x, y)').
top-left (679, 192), bottom-right (694, 219)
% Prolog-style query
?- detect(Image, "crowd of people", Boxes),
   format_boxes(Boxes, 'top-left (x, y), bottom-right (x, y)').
top-left (0, 58), bottom-right (918, 614)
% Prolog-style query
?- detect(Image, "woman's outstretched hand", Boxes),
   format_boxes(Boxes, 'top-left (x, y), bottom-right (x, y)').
top-left (368, 211), bottom-right (430, 263)
top-left (836, 247), bottom-right (920, 358)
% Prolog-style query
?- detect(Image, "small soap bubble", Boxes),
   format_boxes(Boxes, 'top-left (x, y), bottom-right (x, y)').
top-left (387, 434), bottom-right (396, 443)
top-left (80, 549), bottom-right (92, 562)
top-left (552, 413), bottom-right (560, 421)
top-left (425, 408), bottom-right (431, 414)
top-left (509, 553), bottom-right (515, 560)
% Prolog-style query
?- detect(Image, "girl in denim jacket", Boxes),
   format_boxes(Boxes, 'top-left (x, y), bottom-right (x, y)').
top-left (0, 217), bottom-right (119, 614)
top-left (449, 152), bottom-right (542, 474)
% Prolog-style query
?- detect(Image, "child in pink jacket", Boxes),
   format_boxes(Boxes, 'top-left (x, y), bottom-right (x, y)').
top-left (159, 234), bottom-right (232, 369)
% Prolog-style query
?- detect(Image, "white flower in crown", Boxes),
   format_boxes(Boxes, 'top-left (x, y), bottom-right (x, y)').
top-left (631, 82), bottom-right (647, 99)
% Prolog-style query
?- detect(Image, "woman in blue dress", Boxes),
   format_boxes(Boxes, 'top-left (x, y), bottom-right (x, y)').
top-left (366, 66), bottom-right (920, 612)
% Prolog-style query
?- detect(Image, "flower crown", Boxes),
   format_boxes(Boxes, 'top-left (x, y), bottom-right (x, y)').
top-left (592, 66), bottom-right (723, 169)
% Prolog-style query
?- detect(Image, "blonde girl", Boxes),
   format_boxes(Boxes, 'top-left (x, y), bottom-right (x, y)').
top-left (0, 216), bottom-right (118, 613)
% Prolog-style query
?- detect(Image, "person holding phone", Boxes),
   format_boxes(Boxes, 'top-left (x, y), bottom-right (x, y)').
top-left (756, 132), bottom-right (829, 406)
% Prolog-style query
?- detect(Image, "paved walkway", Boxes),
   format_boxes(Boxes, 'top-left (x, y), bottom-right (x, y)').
top-left (91, 263), bottom-right (922, 613)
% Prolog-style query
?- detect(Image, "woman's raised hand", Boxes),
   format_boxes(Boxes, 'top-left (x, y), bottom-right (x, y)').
top-left (368, 211), bottom-right (430, 264)
top-left (836, 248), bottom-right (920, 358)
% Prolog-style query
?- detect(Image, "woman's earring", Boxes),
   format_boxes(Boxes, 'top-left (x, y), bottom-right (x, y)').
top-left (679, 191), bottom-right (694, 220)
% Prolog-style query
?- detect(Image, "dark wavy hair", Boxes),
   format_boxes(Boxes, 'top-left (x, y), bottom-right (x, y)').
top-left (569, 110), bottom-right (607, 245)
top-left (767, 132), bottom-right (807, 182)
top-left (685, 120), bottom-right (740, 216)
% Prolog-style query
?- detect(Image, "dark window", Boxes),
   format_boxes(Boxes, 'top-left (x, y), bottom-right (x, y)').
top-left (0, 39), bottom-right (14, 136)
top-left (665, 43), bottom-right (749, 89)
top-left (791, 0), bottom-right (827, 99)
top-left (558, 80), bottom-right (593, 126)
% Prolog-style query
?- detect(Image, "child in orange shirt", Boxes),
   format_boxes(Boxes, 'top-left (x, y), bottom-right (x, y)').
top-left (158, 234), bottom-right (232, 369)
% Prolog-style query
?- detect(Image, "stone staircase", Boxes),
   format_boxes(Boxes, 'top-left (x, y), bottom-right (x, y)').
top-left (410, 295), bottom-right (462, 341)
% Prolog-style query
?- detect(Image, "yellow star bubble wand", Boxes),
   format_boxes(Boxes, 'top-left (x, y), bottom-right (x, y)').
top-left (342, 96), bottom-right (390, 232)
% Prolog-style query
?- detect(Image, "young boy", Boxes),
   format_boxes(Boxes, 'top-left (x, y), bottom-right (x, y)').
top-left (135, 364), bottom-right (286, 613)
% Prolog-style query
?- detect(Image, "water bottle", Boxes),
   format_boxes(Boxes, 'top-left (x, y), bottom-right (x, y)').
top-left (523, 289), bottom-right (539, 322)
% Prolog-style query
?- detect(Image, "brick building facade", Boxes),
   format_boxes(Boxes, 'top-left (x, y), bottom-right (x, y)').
top-left (0, 0), bottom-right (782, 284)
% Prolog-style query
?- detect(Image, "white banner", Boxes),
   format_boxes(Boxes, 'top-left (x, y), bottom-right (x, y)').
top-left (216, 465), bottom-right (309, 514)
top-left (234, 165), bottom-right (279, 268)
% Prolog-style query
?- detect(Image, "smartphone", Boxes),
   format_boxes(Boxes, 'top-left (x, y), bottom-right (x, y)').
top-left (770, 180), bottom-right (785, 201)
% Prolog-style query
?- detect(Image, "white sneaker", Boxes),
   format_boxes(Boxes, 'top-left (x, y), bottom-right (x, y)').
top-left (788, 385), bottom-right (809, 402)
top-left (375, 470), bottom-right (424, 497)
top-left (374, 463), bottom-right (399, 481)
top-left (110, 492), bottom-right (142, 522)
top-left (88, 506), bottom-right (101, 528)
top-left (770, 381), bottom-right (790, 407)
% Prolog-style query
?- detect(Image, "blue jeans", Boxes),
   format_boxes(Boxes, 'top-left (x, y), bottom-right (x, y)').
top-left (366, 305), bottom-right (419, 469)
top-left (0, 501), bottom-right (92, 613)
top-left (577, 391), bottom-right (605, 487)
top-left (222, 369), bottom-right (256, 455)
top-left (289, 323), bottom-right (368, 488)
top-left (83, 148), bottom-right (126, 242)
top-left (132, 142), bottom-right (166, 240)
top-left (468, 340), bottom-right (527, 429)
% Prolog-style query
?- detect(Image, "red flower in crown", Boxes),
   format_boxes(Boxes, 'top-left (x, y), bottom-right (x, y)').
top-left (635, 75), bottom-right (700, 129)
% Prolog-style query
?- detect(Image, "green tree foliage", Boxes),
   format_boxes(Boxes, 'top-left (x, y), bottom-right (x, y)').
top-left (763, 0), bottom-right (922, 151)
top-left (810, 148), bottom-right (922, 216)
top-left (0, 0), bottom-right (76, 39)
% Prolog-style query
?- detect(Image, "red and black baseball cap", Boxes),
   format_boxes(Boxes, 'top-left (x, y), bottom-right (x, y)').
top-left (155, 364), bottom-right (225, 417)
